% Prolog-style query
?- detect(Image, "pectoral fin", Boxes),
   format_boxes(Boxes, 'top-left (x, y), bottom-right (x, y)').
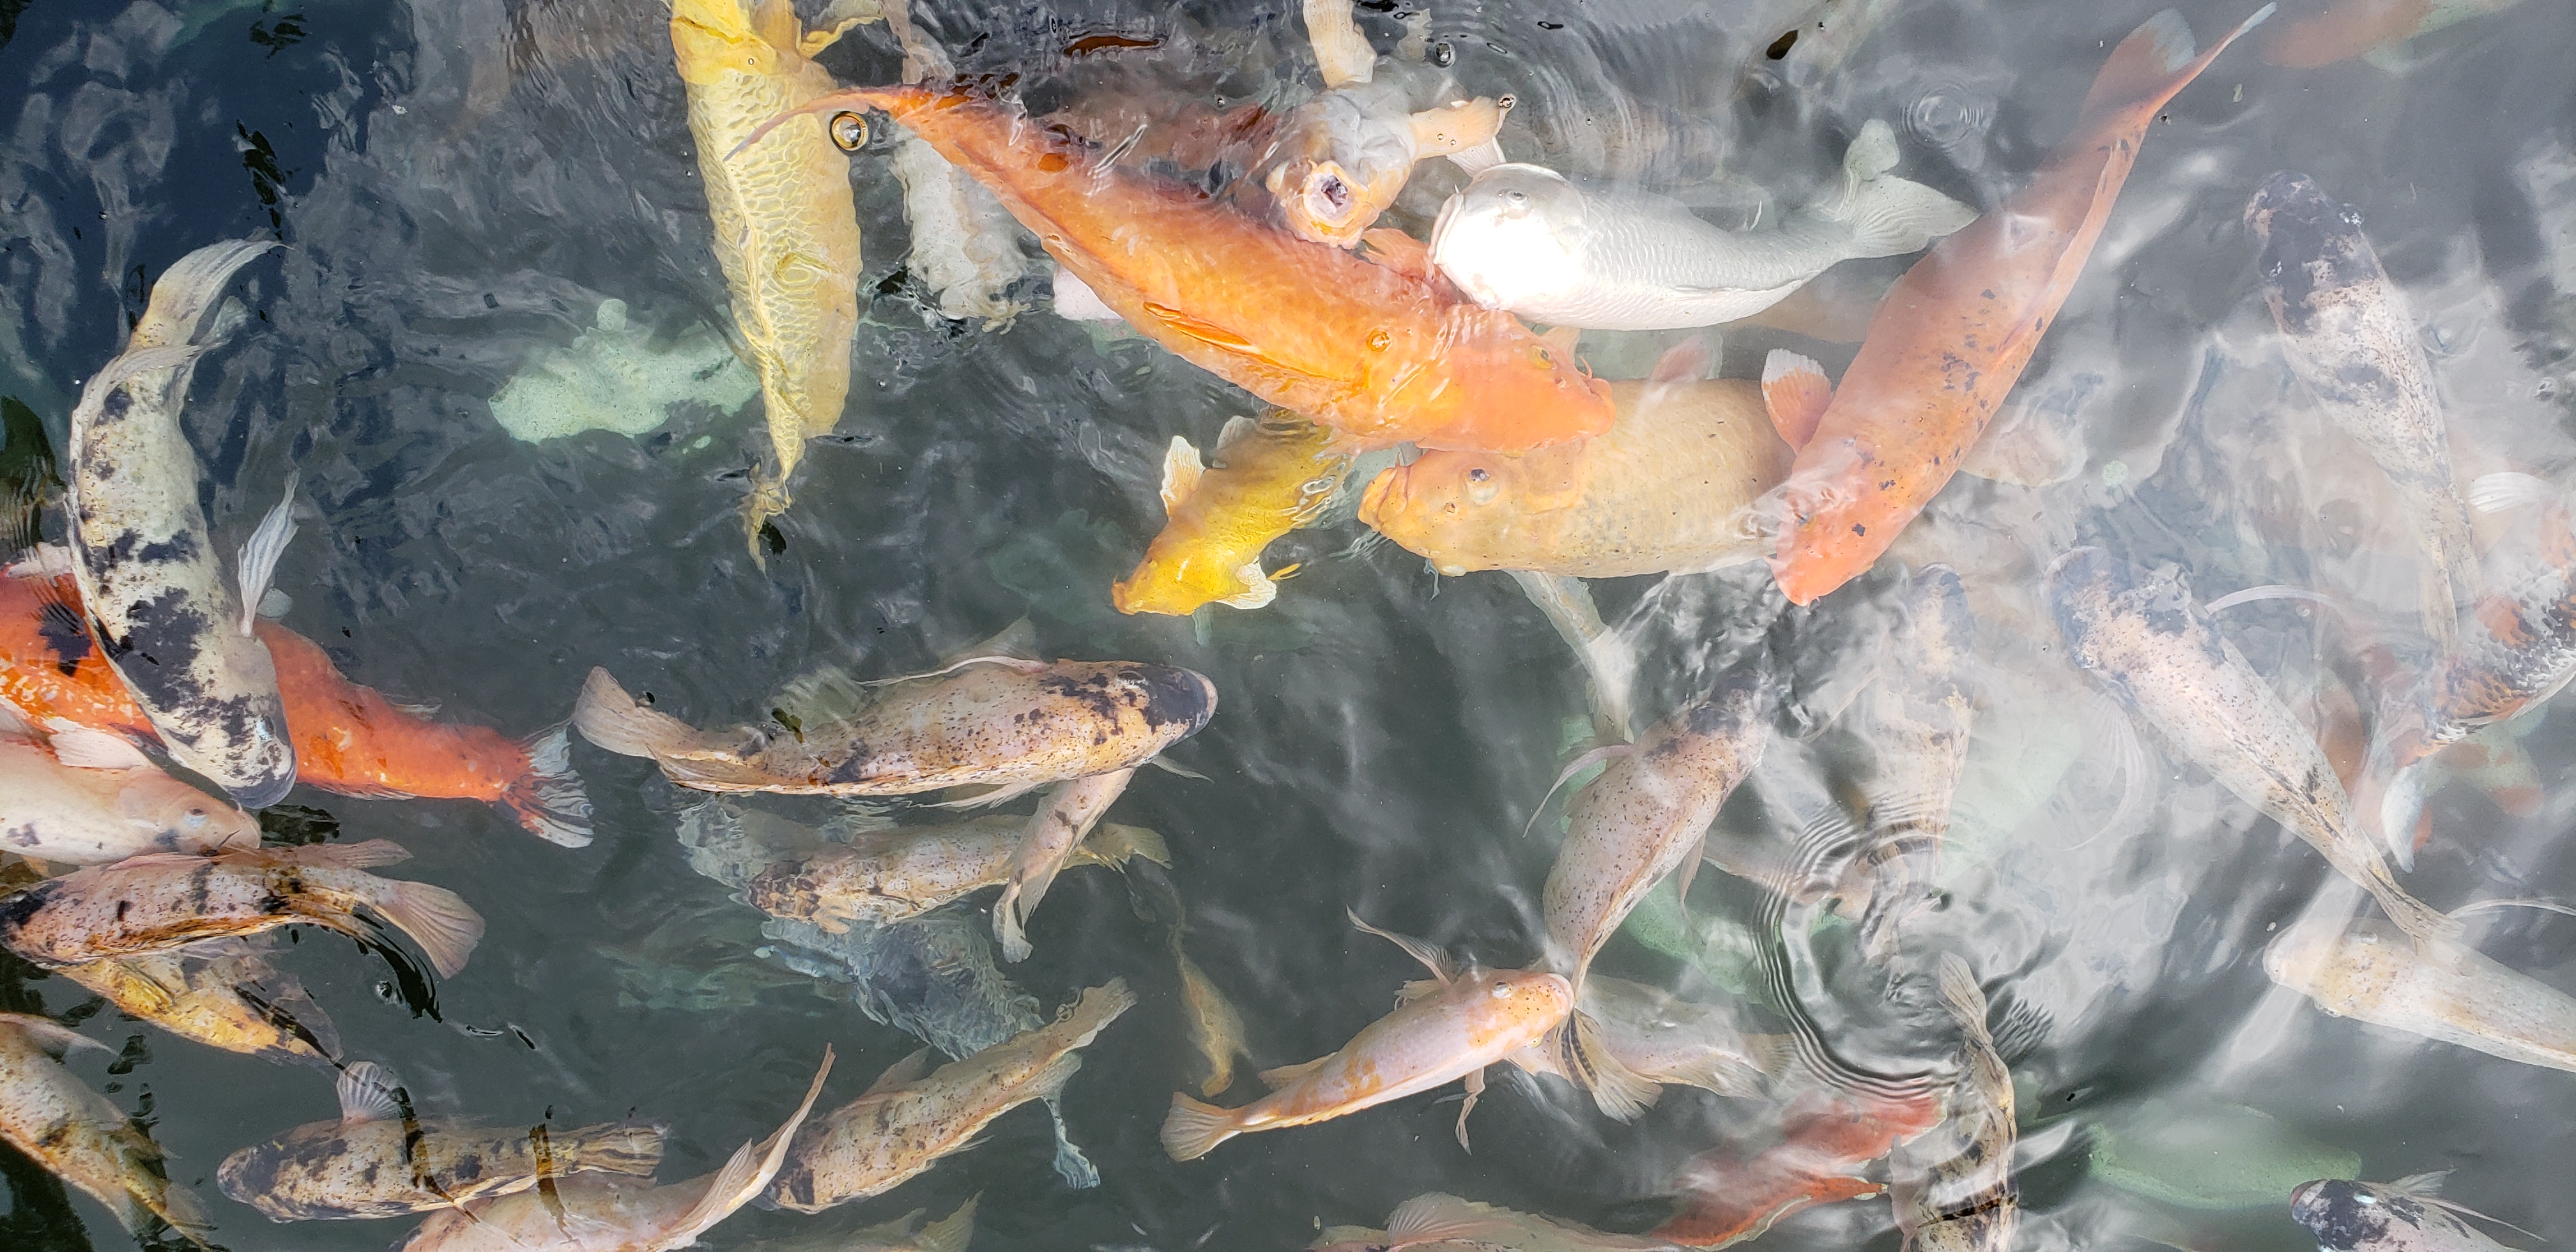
top-left (1161, 438), bottom-right (1206, 513)
top-left (1759, 350), bottom-right (1834, 450)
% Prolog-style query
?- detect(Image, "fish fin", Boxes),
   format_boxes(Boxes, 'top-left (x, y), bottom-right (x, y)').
top-left (144, 1177), bottom-right (217, 1249)
top-left (129, 239), bottom-right (278, 349)
top-left (1257, 1056), bottom-right (1330, 1088)
top-left (2080, 6), bottom-right (2275, 128)
top-left (0, 1012), bottom-right (109, 1057)
top-left (1393, 976), bottom-right (1444, 1004)
top-left (863, 1045), bottom-right (936, 1096)
top-left (1650, 337), bottom-right (1714, 385)
top-left (1076, 821), bottom-right (1172, 869)
top-left (862, 653), bottom-right (1052, 688)
top-left (2386, 1171), bottom-right (2451, 1198)
top-left (568, 1120), bottom-right (666, 1177)
top-left (2469, 471), bottom-right (2557, 514)
top-left (40, 720), bottom-right (154, 771)
top-left (696, 1046), bottom-right (834, 1238)
top-left (370, 880), bottom-right (486, 979)
top-left (1407, 97), bottom-right (1506, 157)
top-left (500, 724), bottom-right (595, 848)
top-left (1742, 1032), bottom-right (1799, 1078)
top-left (1160, 1091), bottom-right (1238, 1161)
top-left (1455, 1065), bottom-right (1484, 1150)
top-left (1139, 302), bottom-right (1274, 358)
top-left (1049, 265), bottom-right (1125, 323)
top-left (335, 1060), bottom-right (402, 1124)
top-left (1355, 227), bottom-right (1436, 282)
top-left (5, 542), bottom-right (75, 579)
top-left (1934, 952), bottom-right (1995, 1050)
top-left (1218, 563), bottom-right (1280, 609)
top-left (1814, 120), bottom-right (1977, 257)
top-left (1213, 414), bottom-right (1261, 452)
top-left (1160, 436), bottom-right (1206, 513)
top-left (917, 1195), bottom-right (979, 1252)
top-left (1384, 1195), bottom-right (1517, 1246)
top-left (1559, 1009), bottom-right (1660, 1121)
top-left (1305, 0), bottom-right (1377, 88)
top-left (2448, 897), bottom-right (2576, 920)
top-left (1346, 907), bottom-right (1455, 981)
top-left (1521, 744), bottom-right (1634, 839)
top-left (1147, 756), bottom-right (1210, 781)
top-left (234, 471), bottom-right (298, 637)
top-left (930, 778), bottom-right (1045, 809)
top-left (276, 837), bottom-right (414, 869)
top-left (1761, 350), bottom-right (1834, 450)
top-left (571, 668), bottom-right (705, 760)
top-left (2204, 583), bottom-right (2344, 616)
top-left (1539, 323), bottom-right (1583, 360)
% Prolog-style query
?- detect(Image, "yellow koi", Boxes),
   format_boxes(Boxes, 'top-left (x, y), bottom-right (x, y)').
top-left (1115, 411), bottom-right (1354, 616)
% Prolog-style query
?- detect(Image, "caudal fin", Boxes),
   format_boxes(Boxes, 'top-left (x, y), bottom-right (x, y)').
top-left (1817, 120), bottom-right (1977, 258)
top-left (371, 881), bottom-right (486, 979)
top-left (2080, 6), bottom-right (2276, 125)
top-left (1159, 1092), bottom-right (1239, 1161)
top-left (677, 1046), bottom-right (834, 1242)
top-left (500, 725), bottom-right (595, 848)
top-left (571, 668), bottom-right (703, 761)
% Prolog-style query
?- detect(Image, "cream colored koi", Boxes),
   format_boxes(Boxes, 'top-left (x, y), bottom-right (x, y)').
top-left (2267, 913), bottom-right (2576, 1072)
top-left (744, 812), bottom-right (1168, 932)
top-left (0, 730), bottom-right (259, 864)
top-left (0, 1012), bottom-right (213, 1246)
top-left (1852, 565), bottom-right (1975, 962)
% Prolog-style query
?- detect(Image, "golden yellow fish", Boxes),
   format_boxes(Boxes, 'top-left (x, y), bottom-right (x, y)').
top-left (61, 948), bottom-right (339, 1067)
top-left (672, 0), bottom-right (870, 547)
top-left (1114, 411), bottom-right (1353, 616)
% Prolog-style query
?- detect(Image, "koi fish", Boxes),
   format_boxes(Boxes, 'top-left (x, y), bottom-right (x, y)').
top-left (1851, 566), bottom-right (1975, 961)
top-left (1504, 974), bottom-right (1792, 1100)
top-left (1160, 915), bottom-right (1578, 1158)
top-left (0, 572), bottom-right (595, 847)
top-left (574, 658), bottom-right (1214, 798)
top-left (884, 0), bottom-right (1027, 325)
top-left (1894, 955), bottom-right (2019, 1252)
top-left (0, 839), bottom-right (485, 978)
top-left (2262, 0), bottom-right (2524, 67)
top-left (2046, 547), bottom-right (2457, 943)
top-left (1765, 7), bottom-right (2275, 604)
top-left (747, 85), bottom-right (1613, 452)
top-left (0, 1012), bottom-right (214, 1246)
top-left (65, 238), bottom-right (298, 805)
top-left (2293, 1172), bottom-right (2527, 1252)
top-left (767, 981), bottom-right (1133, 1212)
top-left (1263, 0), bottom-right (1508, 247)
top-left (993, 768), bottom-right (1134, 961)
top-left (1315, 1191), bottom-right (1679, 1251)
top-left (401, 1048), bottom-right (832, 1252)
top-left (61, 946), bottom-right (339, 1067)
top-left (2265, 913), bottom-right (2576, 1072)
top-left (740, 1196), bottom-right (978, 1252)
top-left (671, 0), bottom-right (869, 546)
top-left (220, 1061), bottom-right (665, 1220)
top-left (1428, 121), bottom-right (1974, 330)
top-left (1179, 940), bottom-right (1258, 1098)
top-left (1655, 1083), bottom-right (1947, 1246)
top-left (744, 811), bottom-right (1168, 932)
top-left (2246, 171), bottom-right (2475, 651)
top-left (1114, 411), bottom-right (1354, 616)
top-left (0, 725), bottom-right (258, 864)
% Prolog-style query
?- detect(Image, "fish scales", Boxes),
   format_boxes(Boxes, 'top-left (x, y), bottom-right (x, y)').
top-left (221, 1103), bottom-right (664, 1220)
top-left (2267, 916), bottom-right (2576, 1072)
top-left (2046, 548), bottom-right (2456, 942)
top-left (1853, 566), bottom-right (1976, 961)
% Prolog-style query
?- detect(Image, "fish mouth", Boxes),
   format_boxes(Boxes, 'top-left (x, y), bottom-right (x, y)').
top-left (1355, 466), bottom-right (1406, 530)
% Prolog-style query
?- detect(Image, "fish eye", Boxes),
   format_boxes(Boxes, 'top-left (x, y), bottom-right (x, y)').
top-left (184, 809), bottom-right (208, 828)
top-left (1505, 189), bottom-right (1528, 206)
top-left (1489, 984), bottom-right (1512, 999)
top-left (1365, 329), bottom-right (1392, 352)
top-left (829, 112), bottom-right (869, 151)
top-left (1430, 40), bottom-right (1454, 66)
top-left (1468, 468), bottom-right (1489, 482)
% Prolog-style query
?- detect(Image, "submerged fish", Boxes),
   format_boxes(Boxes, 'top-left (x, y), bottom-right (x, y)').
top-left (671, 0), bottom-right (868, 544)
top-left (0, 1012), bottom-right (214, 1245)
top-left (220, 1061), bottom-right (665, 1220)
top-left (1114, 412), bottom-right (1354, 616)
top-left (1263, 0), bottom-right (1506, 247)
top-left (1160, 916), bottom-right (1579, 1158)
top-left (740, 1196), bottom-right (978, 1252)
top-left (0, 839), bottom-right (486, 978)
top-left (1851, 567), bottom-right (1975, 961)
top-left (2046, 548), bottom-right (2456, 942)
top-left (402, 1049), bottom-right (832, 1252)
top-left (1766, 8), bottom-right (2275, 604)
top-left (1894, 955), bottom-right (2019, 1252)
top-left (768, 981), bottom-right (1133, 1212)
top-left (62, 946), bottom-right (339, 1067)
top-left (2266, 914), bottom-right (2576, 1071)
top-left (884, 0), bottom-right (1026, 326)
top-left (993, 768), bottom-right (1135, 961)
top-left (0, 727), bottom-right (259, 864)
top-left (1655, 1083), bottom-right (1947, 1246)
top-left (1504, 973), bottom-right (1791, 1100)
top-left (0, 572), bottom-right (594, 846)
top-left (2292, 1172), bottom-right (2526, 1252)
top-left (2262, 0), bottom-right (2526, 66)
top-left (744, 811), bottom-right (1168, 932)
top-left (751, 84), bottom-right (1613, 452)
top-left (2246, 171), bottom-right (2476, 651)
top-left (1179, 940), bottom-right (1258, 1098)
top-left (573, 658), bottom-right (1215, 797)
top-left (65, 238), bottom-right (298, 806)
top-left (1429, 121), bottom-right (1974, 330)
top-left (1315, 1191), bottom-right (1680, 1251)
top-left (1360, 369), bottom-right (1794, 578)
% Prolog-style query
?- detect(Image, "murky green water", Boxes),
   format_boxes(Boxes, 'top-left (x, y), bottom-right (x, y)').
top-left (4, 1), bottom-right (2576, 1249)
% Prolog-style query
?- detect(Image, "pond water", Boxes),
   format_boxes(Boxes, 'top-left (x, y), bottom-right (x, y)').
top-left (3, 1), bottom-right (2575, 1250)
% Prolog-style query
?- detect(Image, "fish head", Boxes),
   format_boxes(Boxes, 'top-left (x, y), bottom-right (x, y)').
top-left (1459, 968), bottom-right (1575, 1044)
top-left (1118, 663), bottom-right (1220, 738)
top-left (2290, 1179), bottom-right (2409, 1251)
top-left (671, 0), bottom-right (797, 82)
top-left (1264, 93), bottom-right (1416, 247)
top-left (1428, 164), bottom-right (1590, 311)
top-left (1404, 312), bottom-right (1614, 452)
top-left (2244, 172), bottom-right (2379, 336)
top-left (1358, 447), bottom-right (1581, 575)
top-left (1112, 547), bottom-right (1268, 617)
top-left (116, 774), bottom-right (261, 853)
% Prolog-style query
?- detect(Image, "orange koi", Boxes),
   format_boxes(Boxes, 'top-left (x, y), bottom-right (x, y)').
top-left (1764, 6), bottom-right (2274, 605)
top-left (749, 85), bottom-right (1613, 452)
top-left (0, 574), bottom-right (590, 845)
top-left (1655, 1084), bottom-right (1947, 1247)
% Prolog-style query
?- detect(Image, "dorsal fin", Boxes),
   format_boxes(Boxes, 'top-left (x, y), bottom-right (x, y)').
top-left (1161, 437), bottom-right (1206, 513)
top-left (337, 1061), bottom-right (402, 1125)
top-left (863, 1046), bottom-right (936, 1097)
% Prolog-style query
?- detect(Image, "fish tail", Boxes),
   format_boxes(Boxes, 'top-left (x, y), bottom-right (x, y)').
top-left (1075, 821), bottom-right (1172, 869)
top-left (1816, 119), bottom-right (1977, 259)
top-left (565, 1119), bottom-right (668, 1178)
top-left (571, 668), bottom-right (705, 761)
top-left (2080, 6), bottom-right (2276, 127)
top-left (132, 238), bottom-right (278, 349)
top-left (1158, 1092), bottom-right (1239, 1161)
top-left (500, 724), bottom-right (596, 848)
top-left (2369, 874), bottom-right (2464, 944)
top-left (371, 880), bottom-right (487, 979)
top-left (917, 1196), bottom-right (980, 1252)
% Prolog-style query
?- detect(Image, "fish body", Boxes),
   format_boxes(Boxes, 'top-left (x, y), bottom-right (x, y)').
top-left (65, 238), bottom-right (297, 805)
top-left (220, 1063), bottom-right (665, 1220)
top-left (2045, 547), bottom-right (2455, 942)
top-left (0, 733), bottom-right (259, 863)
top-left (63, 949), bottom-right (339, 1065)
top-left (2262, 0), bottom-right (2520, 66)
top-left (0, 1012), bottom-right (213, 1244)
top-left (1768, 8), bottom-right (2273, 604)
top-left (1504, 974), bottom-right (1788, 1099)
top-left (1428, 122), bottom-right (1974, 330)
top-left (993, 768), bottom-right (1134, 961)
top-left (1159, 963), bottom-right (1573, 1159)
top-left (0, 573), bottom-right (594, 846)
top-left (0, 839), bottom-right (486, 978)
top-left (1360, 379), bottom-right (1793, 577)
top-left (1114, 412), bottom-right (1354, 616)
top-left (768, 981), bottom-right (1133, 1212)
top-left (1655, 1084), bottom-right (1946, 1246)
top-left (1179, 943), bottom-right (1257, 1097)
top-left (1316, 1191), bottom-right (1680, 1251)
top-left (1894, 956), bottom-right (2019, 1252)
top-left (1545, 667), bottom-right (1774, 986)
top-left (404, 1050), bottom-right (834, 1252)
top-left (671, 0), bottom-right (866, 541)
top-left (2266, 915), bottom-right (2576, 1071)
top-left (2292, 1175), bottom-right (2518, 1252)
top-left (745, 814), bottom-right (1167, 931)
top-left (574, 660), bottom-right (1214, 797)
top-left (774, 84), bottom-right (1613, 452)
top-left (2247, 171), bottom-right (2474, 650)
top-left (1852, 566), bottom-right (1975, 961)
